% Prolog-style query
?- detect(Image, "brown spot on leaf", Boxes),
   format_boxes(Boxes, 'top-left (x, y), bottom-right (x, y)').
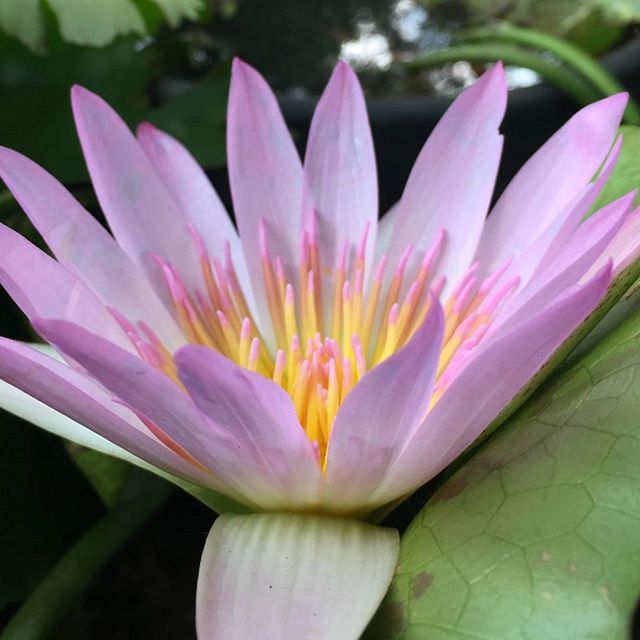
top-left (411, 571), bottom-right (434, 599)
top-left (431, 471), bottom-right (471, 503)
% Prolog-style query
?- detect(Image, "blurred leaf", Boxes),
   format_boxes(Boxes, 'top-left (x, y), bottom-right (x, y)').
top-left (426, 0), bottom-right (626, 55)
top-left (147, 68), bottom-right (229, 168)
top-left (150, 0), bottom-right (205, 26)
top-left (0, 412), bottom-right (102, 607)
top-left (593, 125), bottom-right (640, 211)
top-left (368, 305), bottom-right (640, 639)
top-left (0, 35), bottom-right (152, 184)
top-left (0, 0), bottom-right (206, 51)
top-left (0, 0), bottom-right (43, 52)
top-left (47, 0), bottom-right (146, 48)
top-left (67, 447), bottom-right (130, 507)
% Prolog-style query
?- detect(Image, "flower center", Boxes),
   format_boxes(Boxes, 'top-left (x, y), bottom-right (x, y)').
top-left (111, 220), bottom-right (519, 462)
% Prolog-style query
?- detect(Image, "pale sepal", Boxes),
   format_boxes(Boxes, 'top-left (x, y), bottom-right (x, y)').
top-left (196, 512), bottom-right (399, 640)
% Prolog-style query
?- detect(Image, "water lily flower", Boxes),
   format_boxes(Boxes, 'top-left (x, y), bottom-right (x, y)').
top-left (0, 58), bottom-right (637, 638)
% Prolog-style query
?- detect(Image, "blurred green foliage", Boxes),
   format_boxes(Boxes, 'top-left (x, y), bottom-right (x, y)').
top-left (0, 0), bottom-right (205, 51)
top-left (422, 0), bottom-right (639, 55)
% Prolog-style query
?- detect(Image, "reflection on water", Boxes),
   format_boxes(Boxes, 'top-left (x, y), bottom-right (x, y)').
top-left (173, 0), bottom-right (541, 97)
top-left (208, 0), bottom-right (479, 96)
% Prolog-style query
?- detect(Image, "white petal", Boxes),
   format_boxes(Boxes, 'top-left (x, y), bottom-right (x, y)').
top-left (196, 513), bottom-right (399, 640)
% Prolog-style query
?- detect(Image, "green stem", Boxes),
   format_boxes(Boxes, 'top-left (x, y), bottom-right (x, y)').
top-left (405, 43), bottom-right (602, 106)
top-left (462, 23), bottom-right (640, 124)
top-left (0, 470), bottom-right (172, 640)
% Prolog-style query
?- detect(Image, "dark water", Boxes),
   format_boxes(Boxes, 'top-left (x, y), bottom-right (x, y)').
top-left (164, 0), bottom-right (523, 98)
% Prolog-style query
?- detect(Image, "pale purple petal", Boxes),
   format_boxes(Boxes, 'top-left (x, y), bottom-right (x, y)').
top-left (0, 337), bottom-right (221, 491)
top-left (227, 59), bottom-right (304, 345)
top-left (386, 63), bottom-right (506, 292)
top-left (497, 191), bottom-right (634, 329)
top-left (304, 61), bottom-right (377, 327)
top-left (507, 134), bottom-right (623, 286)
top-left (370, 264), bottom-right (612, 507)
top-left (0, 223), bottom-right (131, 352)
top-left (34, 318), bottom-right (304, 509)
top-left (0, 146), bottom-right (184, 351)
top-left (323, 300), bottom-right (444, 510)
top-left (71, 85), bottom-right (203, 304)
top-left (175, 345), bottom-right (322, 506)
top-left (475, 94), bottom-right (627, 274)
top-left (137, 123), bottom-right (255, 313)
top-left (586, 204), bottom-right (640, 278)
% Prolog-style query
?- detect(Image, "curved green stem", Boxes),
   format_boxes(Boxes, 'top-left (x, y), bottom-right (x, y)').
top-left (405, 43), bottom-right (602, 106)
top-left (462, 23), bottom-right (640, 124)
top-left (0, 470), bottom-right (172, 640)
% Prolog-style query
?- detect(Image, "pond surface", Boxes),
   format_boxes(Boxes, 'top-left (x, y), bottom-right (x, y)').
top-left (179, 0), bottom-right (541, 98)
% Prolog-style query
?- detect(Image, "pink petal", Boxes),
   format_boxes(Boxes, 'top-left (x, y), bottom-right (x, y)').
top-left (586, 204), bottom-right (640, 278)
top-left (0, 337), bottom-right (220, 491)
top-left (498, 191), bottom-right (634, 329)
top-left (175, 345), bottom-right (321, 507)
top-left (508, 134), bottom-right (623, 287)
top-left (71, 86), bottom-right (203, 304)
top-left (304, 61), bottom-right (377, 327)
top-left (0, 223), bottom-right (131, 352)
top-left (34, 318), bottom-right (304, 510)
top-left (371, 264), bottom-right (612, 506)
top-left (0, 146), bottom-right (184, 351)
top-left (475, 94), bottom-right (627, 274)
top-left (323, 300), bottom-right (444, 511)
top-left (227, 59), bottom-right (304, 345)
top-left (137, 123), bottom-right (254, 310)
top-left (386, 64), bottom-right (506, 292)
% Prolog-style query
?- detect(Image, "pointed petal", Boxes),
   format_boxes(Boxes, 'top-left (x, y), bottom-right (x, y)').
top-left (34, 319), bottom-right (300, 510)
top-left (387, 64), bottom-right (506, 291)
top-left (0, 146), bottom-right (184, 350)
top-left (371, 264), bottom-right (612, 506)
top-left (0, 340), bottom-right (251, 512)
top-left (508, 134), bottom-right (623, 286)
top-left (0, 338), bottom-right (213, 485)
top-left (586, 204), bottom-right (640, 278)
top-left (137, 123), bottom-right (255, 312)
top-left (227, 59), bottom-right (304, 344)
top-left (304, 61), bottom-right (377, 324)
top-left (71, 85), bottom-right (203, 301)
top-left (324, 300), bottom-right (444, 510)
top-left (0, 223), bottom-right (131, 351)
top-left (499, 192), bottom-right (633, 329)
top-left (475, 94), bottom-right (627, 274)
top-left (175, 345), bottom-right (321, 506)
top-left (196, 513), bottom-right (398, 640)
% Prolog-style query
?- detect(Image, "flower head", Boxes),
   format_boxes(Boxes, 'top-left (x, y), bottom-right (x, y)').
top-left (0, 59), bottom-right (635, 516)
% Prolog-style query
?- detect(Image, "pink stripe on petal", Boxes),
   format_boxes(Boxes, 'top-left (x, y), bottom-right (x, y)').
top-left (175, 345), bottom-right (322, 507)
top-left (371, 264), bottom-right (611, 506)
top-left (227, 59), bottom-right (304, 345)
top-left (387, 63), bottom-right (506, 293)
top-left (324, 300), bottom-right (444, 511)
top-left (476, 94), bottom-right (627, 275)
top-left (304, 61), bottom-right (377, 327)
top-left (0, 146), bottom-right (184, 351)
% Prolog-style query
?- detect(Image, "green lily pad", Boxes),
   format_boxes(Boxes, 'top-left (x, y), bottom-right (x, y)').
top-left (368, 302), bottom-right (640, 639)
